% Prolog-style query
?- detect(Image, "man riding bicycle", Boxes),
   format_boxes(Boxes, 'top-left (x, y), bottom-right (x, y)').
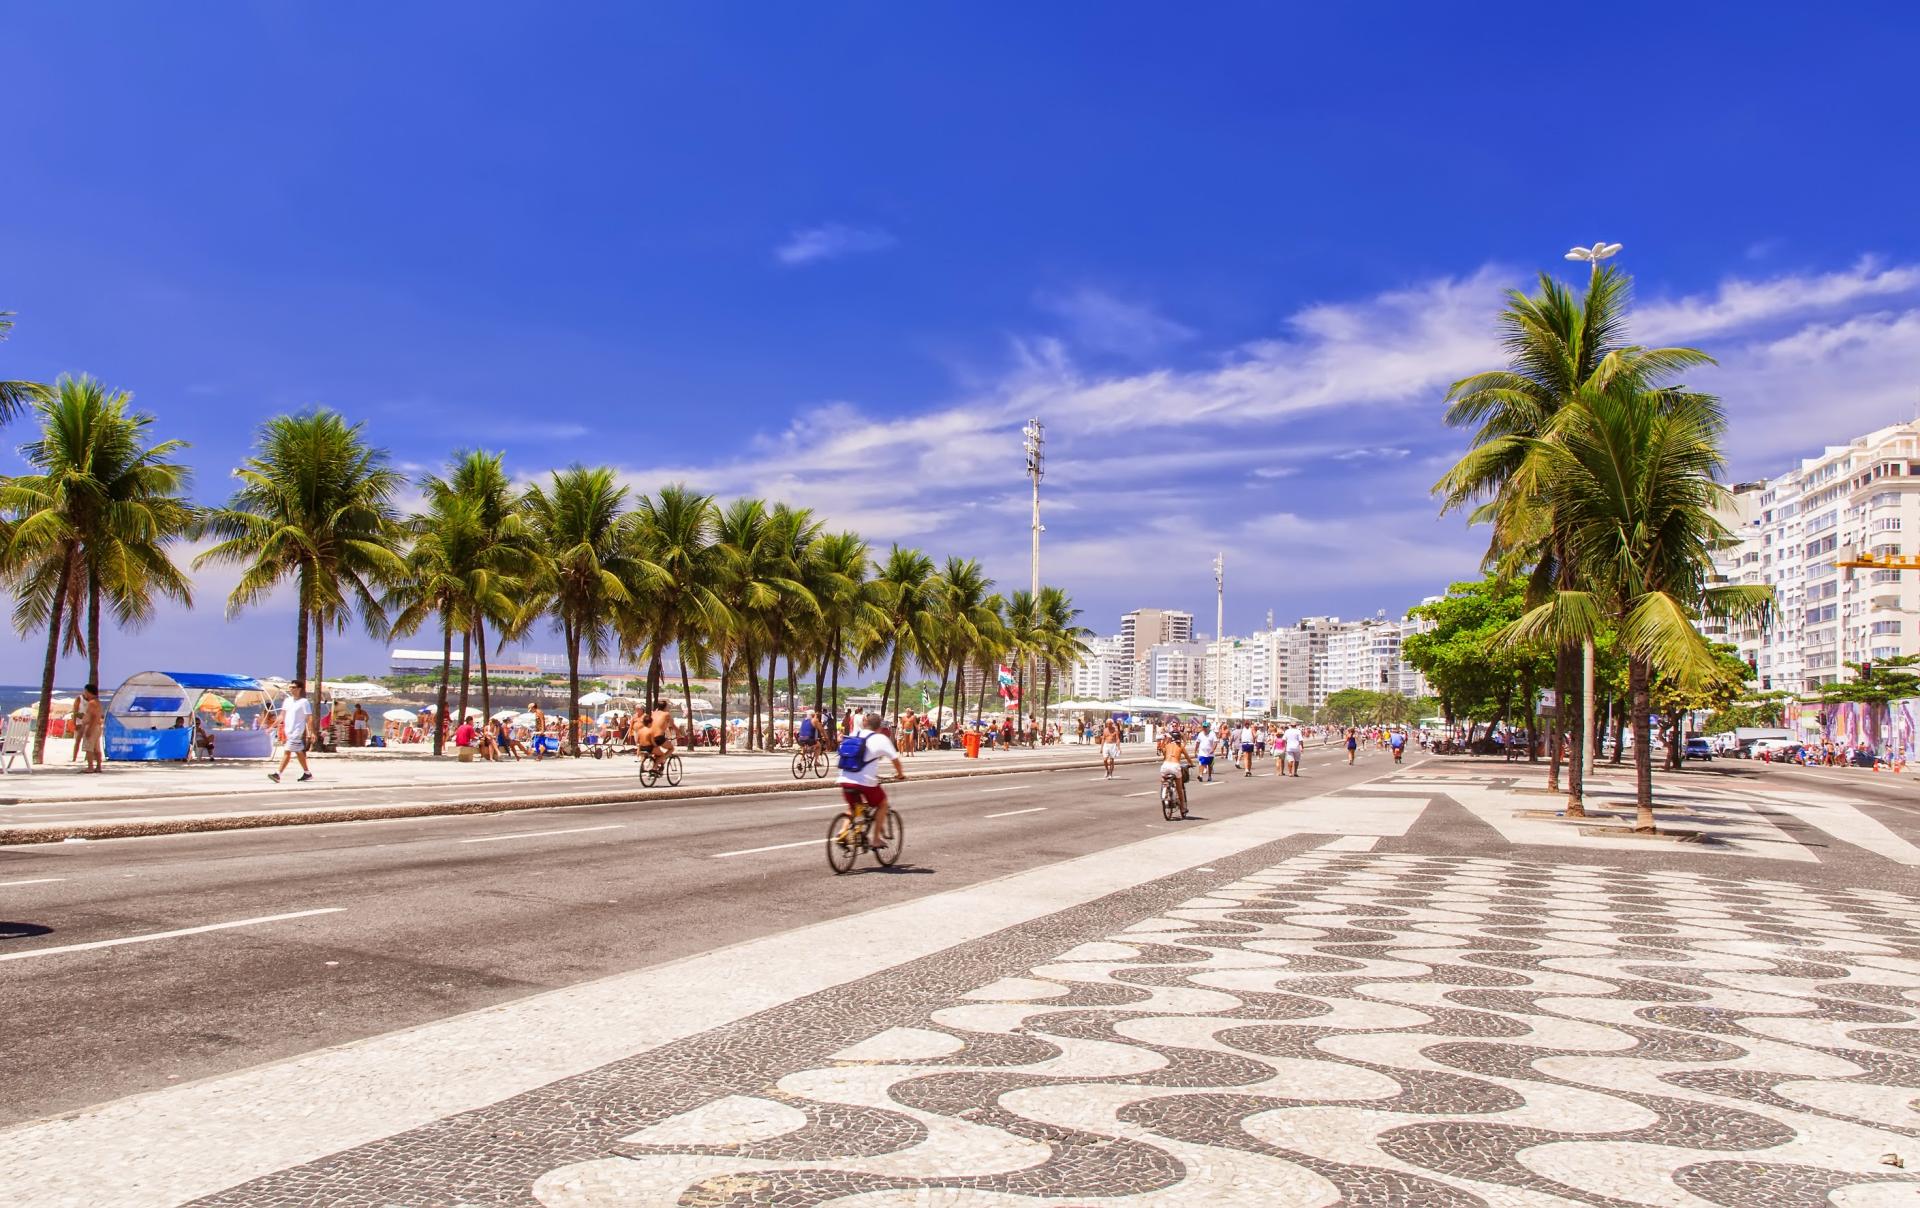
top-left (837, 711), bottom-right (904, 847)
top-left (632, 700), bottom-right (676, 772)
top-left (797, 708), bottom-right (822, 756)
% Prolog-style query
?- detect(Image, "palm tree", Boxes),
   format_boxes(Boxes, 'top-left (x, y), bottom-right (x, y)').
top-left (519, 466), bottom-right (651, 756)
top-left (1001, 589), bottom-right (1039, 730)
top-left (630, 484), bottom-right (729, 728)
top-left (1509, 385), bottom-right (1770, 830)
top-left (3, 377), bottom-right (197, 760)
top-left (871, 546), bottom-right (937, 720)
top-left (386, 492), bottom-right (502, 754)
top-left (760, 504), bottom-right (822, 744)
top-left (198, 410), bottom-right (403, 743)
top-left (0, 311), bottom-right (51, 427)
top-left (927, 557), bottom-right (1001, 737)
top-left (1437, 262), bottom-right (1712, 814)
top-left (1032, 585), bottom-right (1091, 735)
top-left (421, 451), bottom-right (527, 728)
top-left (806, 531), bottom-right (880, 734)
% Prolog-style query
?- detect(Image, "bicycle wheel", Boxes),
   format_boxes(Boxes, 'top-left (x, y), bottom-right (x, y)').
top-left (791, 751), bottom-right (808, 780)
top-left (825, 812), bottom-right (858, 874)
top-left (1161, 782), bottom-right (1179, 821)
top-left (665, 754), bottom-right (683, 787)
top-left (638, 760), bottom-right (659, 788)
top-left (873, 810), bottom-right (904, 867)
top-left (812, 751), bottom-right (829, 779)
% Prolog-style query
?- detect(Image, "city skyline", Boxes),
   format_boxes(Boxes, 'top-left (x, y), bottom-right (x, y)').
top-left (6, 6), bottom-right (1920, 683)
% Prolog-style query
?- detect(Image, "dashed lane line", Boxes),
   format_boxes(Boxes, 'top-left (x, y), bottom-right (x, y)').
top-left (458, 824), bottom-right (626, 845)
top-left (0, 877), bottom-right (66, 887)
top-left (985, 807), bottom-right (1047, 819)
top-left (711, 839), bottom-right (817, 859)
top-left (0, 908), bottom-right (345, 963)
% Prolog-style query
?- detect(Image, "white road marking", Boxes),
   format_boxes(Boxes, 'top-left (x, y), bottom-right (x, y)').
top-left (797, 803), bottom-right (845, 811)
top-left (985, 807), bottom-right (1046, 819)
top-left (978, 786), bottom-right (1018, 793)
top-left (1123, 791), bottom-right (1155, 798)
top-left (711, 839), bottom-right (818, 858)
top-left (0, 908), bottom-right (345, 964)
top-left (458, 825), bottom-right (624, 845)
top-left (0, 878), bottom-right (66, 888)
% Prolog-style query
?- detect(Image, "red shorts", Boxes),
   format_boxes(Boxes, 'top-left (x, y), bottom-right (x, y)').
top-left (839, 784), bottom-right (888, 809)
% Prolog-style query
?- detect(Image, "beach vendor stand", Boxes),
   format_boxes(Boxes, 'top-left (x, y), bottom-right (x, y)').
top-left (105, 671), bottom-right (275, 761)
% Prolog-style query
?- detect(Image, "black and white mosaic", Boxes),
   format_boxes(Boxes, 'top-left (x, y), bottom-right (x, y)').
top-left (522, 850), bottom-right (1920, 1207)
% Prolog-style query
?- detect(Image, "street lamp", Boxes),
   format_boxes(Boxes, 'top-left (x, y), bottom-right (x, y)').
top-left (1213, 553), bottom-right (1225, 726)
top-left (1561, 240), bottom-right (1621, 801)
top-left (1022, 418), bottom-right (1045, 729)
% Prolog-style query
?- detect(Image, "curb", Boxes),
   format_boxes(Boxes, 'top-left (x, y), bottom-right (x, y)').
top-left (0, 755), bottom-right (1159, 846)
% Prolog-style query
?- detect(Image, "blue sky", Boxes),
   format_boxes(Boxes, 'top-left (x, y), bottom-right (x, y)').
top-left (5, 3), bottom-right (1920, 683)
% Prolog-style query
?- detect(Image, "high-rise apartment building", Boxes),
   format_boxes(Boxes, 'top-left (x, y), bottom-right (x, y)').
top-left (1145, 641), bottom-right (1207, 703)
top-left (1719, 420), bottom-right (1920, 693)
top-left (1070, 634), bottom-right (1130, 699)
top-left (1120, 608), bottom-right (1194, 693)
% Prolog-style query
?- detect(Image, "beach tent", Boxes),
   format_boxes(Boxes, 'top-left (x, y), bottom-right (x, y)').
top-left (105, 671), bottom-right (268, 761)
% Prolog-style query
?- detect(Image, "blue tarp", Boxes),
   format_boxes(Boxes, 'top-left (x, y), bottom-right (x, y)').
top-left (157, 672), bottom-right (266, 692)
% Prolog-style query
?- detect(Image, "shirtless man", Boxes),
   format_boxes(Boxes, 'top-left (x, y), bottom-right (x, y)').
top-left (1099, 719), bottom-right (1121, 779)
top-left (635, 700), bottom-right (676, 772)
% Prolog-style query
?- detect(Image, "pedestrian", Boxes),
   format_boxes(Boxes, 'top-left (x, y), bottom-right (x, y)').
top-left (269, 681), bottom-right (313, 783)
top-left (79, 683), bottom-right (105, 773)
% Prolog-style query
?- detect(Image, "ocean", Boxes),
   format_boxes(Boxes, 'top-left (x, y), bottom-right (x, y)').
top-left (0, 685), bottom-right (83, 716)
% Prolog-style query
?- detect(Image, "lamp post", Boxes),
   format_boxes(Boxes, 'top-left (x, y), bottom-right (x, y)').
top-left (1023, 419), bottom-right (1045, 730)
top-left (1560, 240), bottom-right (1621, 808)
top-left (1213, 553), bottom-right (1225, 727)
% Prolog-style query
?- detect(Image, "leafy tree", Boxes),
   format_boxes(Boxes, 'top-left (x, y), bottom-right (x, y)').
top-left (1815, 655), bottom-right (1920, 707)
top-left (1403, 575), bottom-right (1550, 749)
top-left (0, 310), bottom-right (51, 426)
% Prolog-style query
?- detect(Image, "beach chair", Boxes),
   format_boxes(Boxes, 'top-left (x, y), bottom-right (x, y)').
top-left (1, 717), bottom-right (35, 773)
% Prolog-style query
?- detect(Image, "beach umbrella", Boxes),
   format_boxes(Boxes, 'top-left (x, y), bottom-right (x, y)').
top-left (577, 690), bottom-right (613, 706)
top-left (8, 704), bottom-right (35, 719)
top-left (461, 707), bottom-right (484, 720)
top-left (197, 692), bottom-right (234, 712)
top-left (490, 708), bottom-right (518, 721)
top-left (382, 708), bottom-right (416, 723)
top-left (513, 712), bottom-right (537, 726)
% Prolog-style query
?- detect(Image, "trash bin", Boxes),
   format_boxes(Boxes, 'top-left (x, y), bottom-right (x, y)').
top-left (963, 731), bottom-right (982, 759)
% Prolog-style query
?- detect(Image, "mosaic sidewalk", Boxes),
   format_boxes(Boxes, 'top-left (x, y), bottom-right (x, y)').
top-left (199, 844), bottom-right (1920, 1207)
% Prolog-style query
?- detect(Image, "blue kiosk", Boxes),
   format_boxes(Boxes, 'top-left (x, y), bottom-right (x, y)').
top-left (104, 671), bottom-right (271, 761)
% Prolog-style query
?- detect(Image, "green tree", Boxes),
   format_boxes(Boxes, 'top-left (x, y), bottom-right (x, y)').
top-left (519, 467), bottom-right (649, 755)
top-left (0, 310), bottom-right (51, 426)
top-left (629, 484), bottom-right (729, 728)
top-left (1438, 260), bottom-right (1714, 809)
top-left (1404, 576), bottom-right (1549, 749)
top-left (421, 451), bottom-right (528, 729)
top-left (386, 492), bottom-right (503, 754)
top-left (927, 557), bottom-right (1002, 735)
top-left (1033, 585), bottom-right (1091, 734)
top-left (871, 545), bottom-right (937, 720)
top-left (198, 410), bottom-right (404, 741)
top-left (1510, 386), bottom-right (1772, 829)
top-left (4, 377), bottom-right (197, 759)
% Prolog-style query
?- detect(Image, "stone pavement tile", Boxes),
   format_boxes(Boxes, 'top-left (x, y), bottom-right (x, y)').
top-left (195, 842), bottom-right (1920, 1207)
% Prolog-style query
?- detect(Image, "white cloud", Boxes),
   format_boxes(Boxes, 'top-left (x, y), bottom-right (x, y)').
top-left (1638, 257), bottom-right (1920, 344)
top-left (1035, 287), bottom-right (1193, 356)
top-left (775, 224), bottom-right (897, 266)
top-left (1332, 446), bottom-right (1411, 462)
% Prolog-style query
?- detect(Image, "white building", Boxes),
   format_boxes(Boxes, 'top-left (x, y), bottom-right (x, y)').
top-left (1729, 420), bottom-right (1920, 693)
top-left (1120, 608), bottom-right (1194, 693)
top-left (1146, 641), bottom-right (1207, 703)
top-left (1070, 634), bottom-right (1130, 700)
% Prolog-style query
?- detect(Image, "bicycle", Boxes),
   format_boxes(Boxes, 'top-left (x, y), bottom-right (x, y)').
top-left (791, 745), bottom-right (829, 780)
top-left (1160, 770), bottom-right (1189, 821)
top-left (826, 797), bottom-right (904, 874)
top-left (638, 750), bottom-right (683, 788)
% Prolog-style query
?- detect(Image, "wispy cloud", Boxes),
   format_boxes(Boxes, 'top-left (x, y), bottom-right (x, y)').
top-left (1332, 446), bottom-right (1411, 461)
top-left (1035, 287), bottom-right (1193, 356)
top-left (775, 223), bottom-right (897, 266)
top-left (1639, 257), bottom-right (1920, 343)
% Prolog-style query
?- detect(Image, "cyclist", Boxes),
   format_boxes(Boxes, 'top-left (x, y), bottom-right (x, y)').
top-left (1390, 728), bottom-right (1406, 763)
top-left (837, 711), bottom-right (904, 848)
top-left (797, 708), bottom-right (821, 758)
top-left (634, 700), bottom-right (676, 775)
top-left (1099, 719), bottom-right (1121, 779)
top-left (1157, 728), bottom-right (1192, 815)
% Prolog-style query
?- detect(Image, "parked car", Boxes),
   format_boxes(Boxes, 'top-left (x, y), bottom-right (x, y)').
top-left (1683, 737), bottom-right (1714, 761)
top-left (1751, 737), bottom-right (1797, 759)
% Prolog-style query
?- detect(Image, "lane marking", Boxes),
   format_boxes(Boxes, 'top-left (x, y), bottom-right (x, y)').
top-left (0, 877), bottom-right (66, 888)
top-left (0, 908), bottom-right (345, 964)
top-left (712, 839), bottom-right (817, 859)
top-left (978, 787), bottom-right (1018, 793)
top-left (985, 807), bottom-right (1046, 819)
top-left (797, 803), bottom-right (845, 811)
top-left (458, 825), bottom-right (624, 845)
top-left (1123, 791), bottom-right (1155, 798)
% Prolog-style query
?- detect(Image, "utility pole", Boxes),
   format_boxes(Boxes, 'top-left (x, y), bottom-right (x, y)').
top-left (1562, 241), bottom-right (1622, 814)
top-left (1213, 553), bottom-right (1225, 726)
top-left (1023, 419), bottom-right (1045, 731)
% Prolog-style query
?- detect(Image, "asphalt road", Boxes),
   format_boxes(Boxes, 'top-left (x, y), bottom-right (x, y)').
top-left (0, 745), bottom-right (1402, 1126)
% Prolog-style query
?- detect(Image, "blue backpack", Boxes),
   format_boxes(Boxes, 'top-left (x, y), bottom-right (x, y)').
top-left (836, 732), bottom-right (873, 773)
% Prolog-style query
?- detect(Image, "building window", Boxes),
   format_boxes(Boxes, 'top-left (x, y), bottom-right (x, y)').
top-left (1872, 569), bottom-right (1903, 584)
top-left (1872, 619), bottom-right (1903, 636)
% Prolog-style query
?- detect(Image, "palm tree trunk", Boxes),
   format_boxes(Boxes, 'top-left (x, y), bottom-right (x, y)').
top-left (646, 646), bottom-right (661, 712)
top-left (745, 642), bottom-right (760, 749)
top-left (785, 651), bottom-right (797, 741)
top-left (1631, 655), bottom-right (1655, 831)
top-left (934, 655), bottom-right (951, 740)
top-left (32, 546), bottom-right (77, 762)
top-left (86, 569), bottom-right (102, 690)
top-left (812, 651), bottom-right (827, 724)
top-left (434, 616), bottom-right (453, 756)
top-left (294, 602), bottom-right (310, 694)
top-left (719, 651), bottom-right (731, 754)
top-left (1547, 646), bottom-right (1569, 790)
top-left (975, 659), bottom-right (990, 719)
top-left (457, 629), bottom-right (471, 730)
top-left (1611, 701), bottom-right (1625, 765)
top-left (1565, 659), bottom-right (1586, 818)
top-left (565, 619), bottom-right (581, 757)
top-left (313, 622), bottom-right (327, 749)
top-left (828, 634), bottom-right (842, 740)
top-left (767, 648), bottom-right (780, 747)
top-left (1042, 661), bottom-right (1053, 739)
top-left (477, 617), bottom-right (492, 734)
top-left (681, 659), bottom-right (694, 747)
